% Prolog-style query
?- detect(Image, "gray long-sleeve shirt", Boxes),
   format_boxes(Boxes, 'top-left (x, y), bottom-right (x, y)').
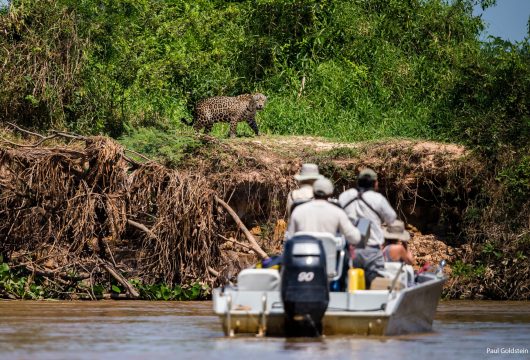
top-left (286, 200), bottom-right (361, 245)
top-left (338, 189), bottom-right (397, 247)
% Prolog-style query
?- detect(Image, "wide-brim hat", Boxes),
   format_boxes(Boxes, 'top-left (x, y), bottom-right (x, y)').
top-left (294, 163), bottom-right (324, 181)
top-left (383, 220), bottom-right (411, 241)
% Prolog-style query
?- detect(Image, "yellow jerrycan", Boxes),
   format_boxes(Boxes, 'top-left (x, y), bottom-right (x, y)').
top-left (348, 267), bottom-right (366, 292)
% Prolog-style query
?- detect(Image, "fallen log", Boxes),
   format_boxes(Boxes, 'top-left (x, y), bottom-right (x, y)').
top-left (214, 195), bottom-right (268, 260)
top-left (127, 219), bottom-right (158, 241)
top-left (75, 293), bottom-right (137, 300)
top-left (218, 234), bottom-right (254, 252)
top-left (207, 266), bottom-right (220, 277)
top-left (100, 260), bottom-right (140, 299)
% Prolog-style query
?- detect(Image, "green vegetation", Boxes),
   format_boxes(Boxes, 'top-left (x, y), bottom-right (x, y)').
top-left (118, 126), bottom-right (202, 166)
top-left (0, 257), bottom-right (208, 300)
top-left (1, 0), bottom-right (529, 299)
top-left (0, 259), bottom-right (46, 299)
top-left (2, 0), bottom-right (524, 142)
top-left (4, 0), bottom-right (526, 146)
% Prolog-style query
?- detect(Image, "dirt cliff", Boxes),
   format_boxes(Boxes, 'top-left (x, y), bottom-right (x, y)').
top-left (0, 129), bottom-right (487, 299)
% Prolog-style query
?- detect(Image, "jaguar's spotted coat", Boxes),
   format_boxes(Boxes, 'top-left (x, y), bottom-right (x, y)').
top-left (181, 93), bottom-right (267, 138)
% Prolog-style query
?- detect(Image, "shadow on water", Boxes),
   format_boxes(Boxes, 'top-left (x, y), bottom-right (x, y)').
top-left (0, 300), bottom-right (528, 360)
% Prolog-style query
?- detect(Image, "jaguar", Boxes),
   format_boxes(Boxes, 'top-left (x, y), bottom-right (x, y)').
top-left (181, 93), bottom-right (267, 138)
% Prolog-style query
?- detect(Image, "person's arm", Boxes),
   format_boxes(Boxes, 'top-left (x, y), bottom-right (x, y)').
top-left (286, 191), bottom-right (294, 217)
top-left (285, 210), bottom-right (297, 240)
top-left (378, 196), bottom-right (397, 225)
top-left (339, 211), bottom-right (361, 245)
top-left (400, 246), bottom-right (415, 265)
top-left (338, 191), bottom-right (348, 208)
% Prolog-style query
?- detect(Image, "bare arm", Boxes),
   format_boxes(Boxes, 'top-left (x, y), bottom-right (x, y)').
top-left (400, 246), bottom-right (415, 265)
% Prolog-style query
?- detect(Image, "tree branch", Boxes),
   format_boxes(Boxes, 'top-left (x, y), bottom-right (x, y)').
top-left (214, 195), bottom-right (268, 259)
top-left (100, 260), bottom-right (140, 299)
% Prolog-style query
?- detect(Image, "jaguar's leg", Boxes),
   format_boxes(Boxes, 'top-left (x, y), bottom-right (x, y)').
top-left (246, 116), bottom-right (259, 136)
top-left (229, 119), bottom-right (238, 138)
top-left (203, 122), bottom-right (213, 134)
top-left (192, 118), bottom-right (202, 132)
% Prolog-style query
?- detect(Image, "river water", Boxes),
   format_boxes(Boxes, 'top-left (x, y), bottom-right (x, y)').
top-left (0, 300), bottom-right (528, 360)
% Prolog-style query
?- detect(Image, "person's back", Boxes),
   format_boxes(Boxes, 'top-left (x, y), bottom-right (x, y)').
top-left (339, 188), bottom-right (396, 247)
top-left (286, 179), bottom-right (360, 246)
top-left (286, 163), bottom-right (323, 216)
top-left (338, 169), bottom-right (396, 247)
top-left (382, 220), bottom-right (415, 265)
top-left (287, 184), bottom-right (313, 214)
top-left (338, 168), bottom-right (397, 288)
top-left (382, 244), bottom-right (414, 264)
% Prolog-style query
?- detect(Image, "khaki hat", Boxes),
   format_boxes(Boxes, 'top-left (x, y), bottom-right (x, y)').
top-left (383, 220), bottom-right (411, 241)
top-left (294, 163), bottom-right (324, 181)
top-left (313, 178), bottom-right (334, 196)
top-left (359, 168), bottom-right (377, 181)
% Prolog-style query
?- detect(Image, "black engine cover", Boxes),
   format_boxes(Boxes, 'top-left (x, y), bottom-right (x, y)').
top-left (281, 235), bottom-right (329, 336)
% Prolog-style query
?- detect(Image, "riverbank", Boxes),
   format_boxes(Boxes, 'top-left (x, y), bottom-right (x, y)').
top-left (0, 127), bottom-right (528, 300)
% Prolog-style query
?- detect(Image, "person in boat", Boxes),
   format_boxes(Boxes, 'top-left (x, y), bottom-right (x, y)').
top-left (285, 177), bottom-right (361, 246)
top-left (338, 168), bottom-right (397, 288)
top-left (286, 163), bottom-right (324, 217)
top-left (382, 220), bottom-right (415, 265)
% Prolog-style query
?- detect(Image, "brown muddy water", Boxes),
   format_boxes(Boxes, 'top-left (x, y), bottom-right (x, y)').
top-left (0, 300), bottom-right (529, 360)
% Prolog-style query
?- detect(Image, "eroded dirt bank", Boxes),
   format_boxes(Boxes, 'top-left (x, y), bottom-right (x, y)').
top-left (0, 131), bottom-right (525, 299)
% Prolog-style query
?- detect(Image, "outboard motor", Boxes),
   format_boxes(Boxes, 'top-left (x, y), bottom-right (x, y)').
top-left (281, 235), bottom-right (329, 337)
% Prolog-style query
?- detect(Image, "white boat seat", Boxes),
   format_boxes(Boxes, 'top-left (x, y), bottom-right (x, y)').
top-left (237, 268), bottom-right (281, 291)
top-left (292, 231), bottom-right (345, 281)
top-left (379, 262), bottom-right (415, 288)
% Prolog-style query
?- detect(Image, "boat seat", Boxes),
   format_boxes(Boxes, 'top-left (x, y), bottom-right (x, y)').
top-left (377, 262), bottom-right (415, 288)
top-left (237, 268), bottom-right (281, 291)
top-left (292, 232), bottom-right (345, 282)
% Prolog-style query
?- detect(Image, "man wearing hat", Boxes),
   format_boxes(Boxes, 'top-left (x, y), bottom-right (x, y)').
top-left (382, 220), bottom-right (415, 265)
top-left (286, 163), bottom-right (324, 217)
top-left (338, 168), bottom-right (397, 287)
top-left (286, 178), bottom-right (361, 246)
top-left (339, 168), bottom-right (397, 247)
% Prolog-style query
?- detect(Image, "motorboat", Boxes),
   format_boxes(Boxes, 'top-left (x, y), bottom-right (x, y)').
top-left (212, 231), bottom-right (446, 337)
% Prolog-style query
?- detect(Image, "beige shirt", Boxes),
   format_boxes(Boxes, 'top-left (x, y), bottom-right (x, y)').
top-left (286, 200), bottom-right (361, 245)
top-left (286, 184), bottom-right (314, 216)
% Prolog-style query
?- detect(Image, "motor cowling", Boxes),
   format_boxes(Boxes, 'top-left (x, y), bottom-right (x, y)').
top-left (281, 235), bottom-right (329, 337)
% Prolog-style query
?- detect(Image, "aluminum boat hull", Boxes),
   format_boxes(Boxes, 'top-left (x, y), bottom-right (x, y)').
top-left (213, 277), bottom-right (445, 337)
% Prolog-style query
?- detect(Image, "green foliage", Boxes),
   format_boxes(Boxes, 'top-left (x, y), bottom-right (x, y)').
top-left (482, 242), bottom-right (502, 259)
top-left (435, 38), bottom-right (530, 157)
top-left (2, 0), bottom-right (508, 142)
top-left (0, 260), bottom-right (45, 299)
top-left (0, 0), bottom-right (86, 129)
top-left (118, 127), bottom-right (202, 167)
top-left (451, 259), bottom-right (486, 278)
top-left (497, 155), bottom-right (530, 201)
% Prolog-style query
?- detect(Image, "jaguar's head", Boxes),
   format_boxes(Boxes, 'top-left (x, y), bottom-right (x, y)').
top-left (252, 93), bottom-right (267, 110)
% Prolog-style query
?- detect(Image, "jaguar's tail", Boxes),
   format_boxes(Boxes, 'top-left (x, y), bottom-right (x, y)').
top-left (181, 117), bottom-right (194, 126)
